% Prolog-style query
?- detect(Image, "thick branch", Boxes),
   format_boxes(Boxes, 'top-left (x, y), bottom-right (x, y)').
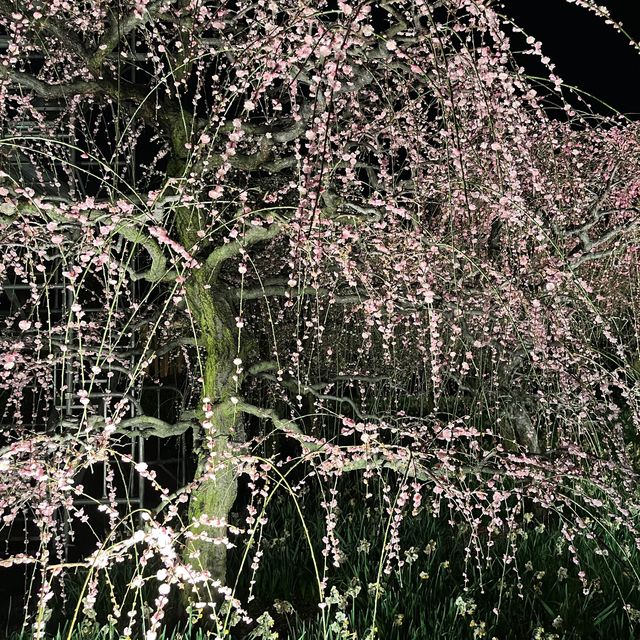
top-left (0, 196), bottom-right (176, 281)
top-left (89, 412), bottom-right (195, 438)
top-left (569, 215), bottom-right (639, 267)
top-left (236, 283), bottom-right (362, 304)
top-left (236, 401), bottom-right (428, 481)
top-left (0, 68), bottom-right (103, 98)
top-left (92, 0), bottom-right (178, 71)
top-left (570, 244), bottom-right (633, 268)
top-left (236, 401), bottom-right (323, 453)
top-left (247, 361), bottom-right (391, 384)
top-left (233, 102), bottom-right (315, 144)
top-left (0, 1), bottom-right (91, 62)
top-left (1, 66), bottom-right (162, 128)
top-left (254, 372), bottom-right (380, 422)
top-left (114, 223), bottom-right (177, 282)
top-left (205, 223), bottom-right (281, 276)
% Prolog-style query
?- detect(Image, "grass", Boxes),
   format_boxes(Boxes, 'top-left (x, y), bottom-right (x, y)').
top-left (236, 483), bottom-right (640, 640)
top-left (10, 477), bottom-right (640, 640)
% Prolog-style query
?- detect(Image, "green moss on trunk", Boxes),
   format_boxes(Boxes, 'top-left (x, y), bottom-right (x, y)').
top-left (185, 465), bottom-right (237, 586)
top-left (175, 205), bottom-right (242, 589)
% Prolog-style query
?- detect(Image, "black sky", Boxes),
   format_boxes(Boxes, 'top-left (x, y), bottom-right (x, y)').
top-left (500, 0), bottom-right (639, 117)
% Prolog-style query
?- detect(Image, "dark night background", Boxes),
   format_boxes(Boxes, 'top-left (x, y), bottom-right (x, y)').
top-left (501, 0), bottom-right (639, 117)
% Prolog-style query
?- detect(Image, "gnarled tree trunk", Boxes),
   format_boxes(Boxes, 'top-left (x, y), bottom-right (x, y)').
top-left (177, 208), bottom-right (243, 590)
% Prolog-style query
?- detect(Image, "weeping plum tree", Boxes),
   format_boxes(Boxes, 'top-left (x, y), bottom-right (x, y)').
top-left (1, 0), bottom-right (639, 635)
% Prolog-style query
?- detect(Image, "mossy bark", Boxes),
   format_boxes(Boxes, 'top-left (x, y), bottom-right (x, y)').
top-left (185, 458), bottom-right (237, 586)
top-left (176, 207), bottom-right (242, 589)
